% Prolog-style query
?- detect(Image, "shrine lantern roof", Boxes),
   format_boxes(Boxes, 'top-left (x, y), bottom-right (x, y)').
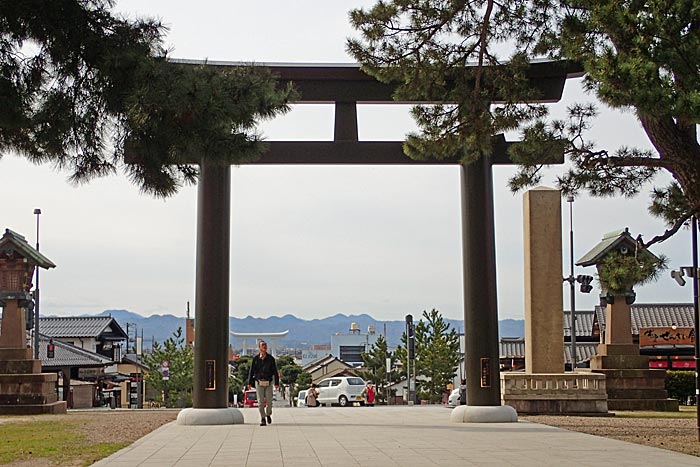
top-left (0, 229), bottom-right (56, 269)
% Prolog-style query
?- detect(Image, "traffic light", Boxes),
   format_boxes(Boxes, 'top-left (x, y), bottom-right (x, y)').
top-left (577, 274), bottom-right (594, 293)
top-left (25, 300), bottom-right (35, 331)
top-left (47, 340), bottom-right (55, 359)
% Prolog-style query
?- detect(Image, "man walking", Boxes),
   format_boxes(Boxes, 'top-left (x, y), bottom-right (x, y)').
top-left (248, 340), bottom-right (278, 426)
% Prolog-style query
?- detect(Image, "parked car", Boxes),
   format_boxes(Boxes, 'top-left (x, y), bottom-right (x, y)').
top-left (316, 376), bottom-right (366, 407)
top-left (296, 390), bottom-right (307, 407)
top-left (242, 389), bottom-right (258, 408)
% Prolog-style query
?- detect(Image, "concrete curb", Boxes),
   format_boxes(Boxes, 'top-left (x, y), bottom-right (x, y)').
top-left (176, 407), bottom-right (244, 425)
top-left (450, 405), bottom-right (518, 423)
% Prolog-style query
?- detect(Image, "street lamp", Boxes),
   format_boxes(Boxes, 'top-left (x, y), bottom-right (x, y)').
top-left (669, 214), bottom-right (699, 441)
top-left (562, 195), bottom-right (593, 370)
top-left (33, 208), bottom-right (41, 360)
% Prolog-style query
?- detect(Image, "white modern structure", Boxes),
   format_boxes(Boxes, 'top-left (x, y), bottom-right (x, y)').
top-left (230, 330), bottom-right (289, 356)
top-left (330, 323), bottom-right (380, 366)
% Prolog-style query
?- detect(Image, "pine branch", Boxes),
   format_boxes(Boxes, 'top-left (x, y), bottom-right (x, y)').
top-left (637, 212), bottom-right (693, 249)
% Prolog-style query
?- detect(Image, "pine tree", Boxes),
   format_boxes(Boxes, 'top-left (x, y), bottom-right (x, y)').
top-left (0, 1), bottom-right (295, 197)
top-left (359, 335), bottom-right (401, 403)
top-left (414, 309), bottom-right (461, 403)
top-left (142, 327), bottom-right (194, 407)
top-left (348, 1), bottom-right (700, 245)
top-left (394, 309), bottom-right (460, 403)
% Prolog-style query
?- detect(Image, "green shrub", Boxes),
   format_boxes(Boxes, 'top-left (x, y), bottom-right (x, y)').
top-left (665, 371), bottom-right (695, 403)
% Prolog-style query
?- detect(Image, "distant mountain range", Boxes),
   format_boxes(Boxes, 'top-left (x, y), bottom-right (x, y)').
top-left (91, 309), bottom-right (525, 349)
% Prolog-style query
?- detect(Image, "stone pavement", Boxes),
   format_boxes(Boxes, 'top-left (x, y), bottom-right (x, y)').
top-left (92, 406), bottom-right (699, 467)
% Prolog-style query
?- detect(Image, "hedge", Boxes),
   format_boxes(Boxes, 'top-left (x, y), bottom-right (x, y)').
top-left (665, 371), bottom-right (695, 403)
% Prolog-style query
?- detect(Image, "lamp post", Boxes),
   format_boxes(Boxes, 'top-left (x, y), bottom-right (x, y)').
top-left (670, 215), bottom-right (699, 441)
top-left (562, 196), bottom-right (594, 370)
top-left (33, 208), bottom-right (41, 360)
top-left (693, 215), bottom-right (699, 442)
top-left (566, 196), bottom-right (577, 369)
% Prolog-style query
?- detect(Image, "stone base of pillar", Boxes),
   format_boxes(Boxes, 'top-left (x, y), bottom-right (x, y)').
top-left (0, 359), bottom-right (67, 415)
top-left (591, 344), bottom-right (648, 369)
top-left (176, 407), bottom-right (244, 425)
top-left (581, 367), bottom-right (678, 411)
top-left (583, 343), bottom-right (678, 411)
top-left (501, 372), bottom-right (608, 415)
top-left (449, 405), bottom-right (518, 423)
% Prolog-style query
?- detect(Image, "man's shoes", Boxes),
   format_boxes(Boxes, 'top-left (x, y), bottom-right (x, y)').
top-left (260, 418), bottom-right (267, 426)
top-left (266, 415), bottom-right (272, 425)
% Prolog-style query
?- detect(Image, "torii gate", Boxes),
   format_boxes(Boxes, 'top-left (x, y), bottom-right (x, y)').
top-left (176, 60), bottom-right (580, 425)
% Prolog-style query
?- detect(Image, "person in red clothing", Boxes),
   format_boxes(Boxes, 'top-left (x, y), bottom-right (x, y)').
top-left (362, 383), bottom-right (375, 407)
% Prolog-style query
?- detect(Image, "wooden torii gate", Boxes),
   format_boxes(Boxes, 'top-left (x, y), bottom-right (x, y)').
top-left (177, 60), bottom-right (580, 424)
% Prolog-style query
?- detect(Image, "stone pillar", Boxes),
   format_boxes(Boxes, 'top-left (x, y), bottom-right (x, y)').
top-left (62, 367), bottom-right (71, 405)
top-left (604, 297), bottom-right (633, 346)
top-left (461, 159), bottom-right (501, 406)
top-left (0, 300), bottom-right (27, 348)
top-left (523, 188), bottom-right (564, 373)
top-left (192, 160), bottom-right (231, 409)
top-left (0, 299), bottom-right (66, 414)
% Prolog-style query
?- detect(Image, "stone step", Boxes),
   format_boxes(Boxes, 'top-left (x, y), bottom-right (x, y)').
top-left (0, 373), bottom-right (58, 383)
top-left (0, 401), bottom-right (66, 415)
top-left (607, 398), bottom-right (679, 412)
top-left (0, 393), bottom-right (58, 405)
top-left (0, 348), bottom-right (33, 360)
top-left (595, 344), bottom-right (640, 356)
top-left (606, 388), bottom-right (669, 400)
top-left (589, 355), bottom-right (650, 370)
top-left (588, 368), bottom-right (667, 380)
top-left (0, 359), bottom-right (42, 374)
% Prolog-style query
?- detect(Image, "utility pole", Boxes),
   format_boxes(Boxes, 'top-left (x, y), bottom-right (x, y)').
top-left (567, 196), bottom-right (577, 369)
top-left (669, 215), bottom-right (699, 441)
top-left (405, 314), bottom-right (413, 405)
top-left (562, 196), bottom-right (593, 370)
top-left (33, 208), bottom-right (41, 359)
top-left (692, 216), bottom-right (699, 442)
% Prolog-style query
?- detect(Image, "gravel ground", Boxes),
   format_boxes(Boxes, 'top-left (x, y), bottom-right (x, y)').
top-left (2, 409), bottom-right (178, 467)
top-left (523, 414), bottom-right (700, 458)
top-left (72, 409), bottom-right (179, 444)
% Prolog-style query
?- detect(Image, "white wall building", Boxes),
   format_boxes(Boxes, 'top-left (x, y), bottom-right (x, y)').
top-left (330, 323), bottom-right (380, 366)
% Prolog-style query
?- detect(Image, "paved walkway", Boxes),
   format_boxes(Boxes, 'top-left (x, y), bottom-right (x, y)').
top-left (92, 406), bottom-right (699, 467)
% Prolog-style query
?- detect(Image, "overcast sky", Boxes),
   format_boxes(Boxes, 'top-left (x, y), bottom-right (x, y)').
top-left (0, 1), bottom-right (693, 322)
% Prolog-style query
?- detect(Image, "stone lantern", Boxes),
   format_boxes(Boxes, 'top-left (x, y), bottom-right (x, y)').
top-left (576, 228), bottom-right (676, 411)
top-left (0, 228), bottom-right (65, 414)
top-left (576, 228), bottom-right (660, 350)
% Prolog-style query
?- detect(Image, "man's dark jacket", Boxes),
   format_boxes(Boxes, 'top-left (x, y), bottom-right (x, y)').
top-left (248, 353), bottom-right (279, 386)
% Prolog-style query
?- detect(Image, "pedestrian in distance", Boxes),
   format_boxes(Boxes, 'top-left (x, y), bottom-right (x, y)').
top-left (362, 383), bottom-right (375, 407)
top-left (247, 340), bottom-right (279, 426)
top-left (459, 379), bottom-right (467, 406)
top-left (306, 383), bottom-right (319, 407)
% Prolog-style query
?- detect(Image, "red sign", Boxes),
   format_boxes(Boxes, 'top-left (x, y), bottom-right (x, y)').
top-left (672, 360), bottom-right (695, 369)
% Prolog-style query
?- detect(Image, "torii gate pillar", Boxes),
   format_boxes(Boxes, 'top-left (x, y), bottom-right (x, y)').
top-left (177, 160), bottom-right (244, 425)
top-left (450, 157), bottom-right (517, 422)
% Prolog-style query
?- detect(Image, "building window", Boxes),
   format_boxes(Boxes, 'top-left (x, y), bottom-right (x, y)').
top-left (339, 345), bottom-right (365, 364)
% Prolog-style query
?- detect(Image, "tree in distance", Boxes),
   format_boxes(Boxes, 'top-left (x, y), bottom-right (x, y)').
top-left (359, 334), bottom-right (402, 403)
top-left (395, 309), bottom-right (460, 403)
top-left (295, 371), bottom-right (312, 395)
top-left (348, 1), bottom-right (700, 246)
top-left (0, 0), bottom-right (295, 197)
top-left (142, 327), bottom-right (193, 408)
